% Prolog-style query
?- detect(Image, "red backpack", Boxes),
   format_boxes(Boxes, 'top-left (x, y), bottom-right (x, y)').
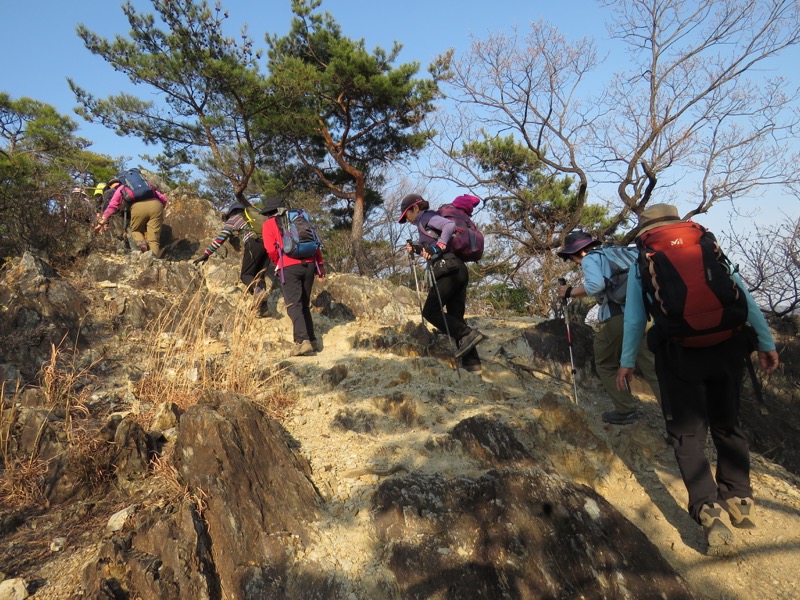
top-left (636, 221), bottom-right (748, 347)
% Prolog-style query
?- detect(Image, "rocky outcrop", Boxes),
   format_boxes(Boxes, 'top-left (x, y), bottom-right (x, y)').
top-left (314, 274), bottom-right (418, 325)
top-left (0, 252), bottom-right (88, 378)
top-left (76, 400), bottom-right (697, 600)
top-left (373, 467), bottom-right (696, 599)
top-left (80, 396), bottom-right (325, 598)
top-left (160, 192), bottom-right (221, 262)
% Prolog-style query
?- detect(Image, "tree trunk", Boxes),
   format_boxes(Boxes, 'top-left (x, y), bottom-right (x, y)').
top-left (351, 175), bottom-right (367, 274)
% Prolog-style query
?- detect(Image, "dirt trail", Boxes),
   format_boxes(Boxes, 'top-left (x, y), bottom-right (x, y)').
top-left (280, 313), bottom-right (800, 600)
top-left (13, 302), bottom-right (800, 599)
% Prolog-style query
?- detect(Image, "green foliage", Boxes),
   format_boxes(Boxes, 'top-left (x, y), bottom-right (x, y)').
top-left (0, 94), bottom-right (116, 261)
top-left (480, 284), bottom-right (535, 315)
top-left (70, 0), bottom-right (277, 200)
top-left (458, 134), bottom-right (612, 254)
top-left (266, 0), bottom-right (440, 268)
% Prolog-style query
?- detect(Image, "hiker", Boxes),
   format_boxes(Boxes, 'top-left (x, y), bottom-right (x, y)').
top-left (92, 182), bottom-right (107, 214)
top-left (193, 202), bottom-right (275, 311)
top-left (557, 232), bottom-right (662, 424)
top-left (615, 203), bottom-right (779, 555)
top-left (96, 172), bottom-right (168, 256)
top-left (95, 179), bottom-right (130, 249)
top-left (400, 193), bottom-right (485, 372)
top-left (261, 196), bottom-right (325, 357)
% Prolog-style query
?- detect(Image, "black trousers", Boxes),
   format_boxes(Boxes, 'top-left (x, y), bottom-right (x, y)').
top-left (281, 262), bottom-right (317, 344)
top-left (654, 333), bottom-right (751, 521)
top-left (421, 257), bottom-right (479, 365)
top-left (241, 237), bottom-right (272, 293)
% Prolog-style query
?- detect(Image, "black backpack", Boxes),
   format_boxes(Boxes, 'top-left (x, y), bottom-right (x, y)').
top-left (118, 168), bottom-right (156, 203)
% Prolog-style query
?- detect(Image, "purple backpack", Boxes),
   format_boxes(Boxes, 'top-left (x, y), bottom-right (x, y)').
top-left (418, 203), bottom-right (484, 262)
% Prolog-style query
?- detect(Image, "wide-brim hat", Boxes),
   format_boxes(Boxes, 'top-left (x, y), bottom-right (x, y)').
top-left (260, 196), bottom-right (287, 215)
top-left (398, 193), bottom-right (425, 223)
top-left (557, 231), bottom-right (601, 259)
top-left (636, 203), bottom-right (681, 236)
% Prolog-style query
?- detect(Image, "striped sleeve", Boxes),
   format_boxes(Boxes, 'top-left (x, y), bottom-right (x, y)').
top-left (203, 214), bottom-right (249, 255)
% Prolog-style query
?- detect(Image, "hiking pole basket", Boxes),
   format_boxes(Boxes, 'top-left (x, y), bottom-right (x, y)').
top-left (559, 277), bottom-right (579, 404)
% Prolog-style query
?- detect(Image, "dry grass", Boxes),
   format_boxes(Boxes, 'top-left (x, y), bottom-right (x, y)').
top-left (0, 380), bottom-right (21, 464)
top-left (0, 455), bottom-right (49, 508)
top-left (151, 444), bottom-right (209, 518)
top-left (0, 340), bottom-right (112, 510)
top-left (136, 287), bottom-right (296, 418)
top-left (40, 338), bottom-right (96, 441)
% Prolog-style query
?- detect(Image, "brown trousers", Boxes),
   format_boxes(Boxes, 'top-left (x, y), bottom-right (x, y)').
top-left (128, 199), bottom-right (165, 256)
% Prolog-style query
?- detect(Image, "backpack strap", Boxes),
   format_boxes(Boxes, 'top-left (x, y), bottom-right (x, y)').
top-left (587, 247), bottom-right (636, 311)
top-left (416, 210), bottom-right (440, 238)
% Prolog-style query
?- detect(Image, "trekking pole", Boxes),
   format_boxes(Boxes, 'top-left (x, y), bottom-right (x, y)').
top-left (558, 277), bottom-right (579, 404)
top-left (426, 260), bottom-right (460, 376)
top-left (406, 240), bottom-right (428, 331)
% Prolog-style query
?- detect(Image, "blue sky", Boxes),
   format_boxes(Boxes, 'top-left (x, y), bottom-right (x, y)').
top-left (3, 0), bottom-right (796, 233)
top-left (4, 0), bottom-right (606, 160)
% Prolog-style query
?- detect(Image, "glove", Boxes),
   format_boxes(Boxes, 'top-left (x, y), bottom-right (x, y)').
top-left (192, 254), bottom-right (210, 265)
top-left (423, 242), bottom-right (445, 257)
top-left (317, 264), bottom-right (326, 278)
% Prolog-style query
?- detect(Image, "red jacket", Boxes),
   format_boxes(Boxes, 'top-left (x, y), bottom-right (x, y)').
top-left (262, 216), bottom-right (324, 269)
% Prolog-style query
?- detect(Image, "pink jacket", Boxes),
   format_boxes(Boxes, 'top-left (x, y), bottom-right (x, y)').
top-left (101, 185), bottom-right (168, 221)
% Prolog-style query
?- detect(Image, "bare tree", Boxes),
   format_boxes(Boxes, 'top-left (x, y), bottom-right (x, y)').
top-left (725, 210), bottom-right (800, 318)
top-left (429, 22), bottom-right (602, 243)
top-left (433, 0), bottom-right (800, 249)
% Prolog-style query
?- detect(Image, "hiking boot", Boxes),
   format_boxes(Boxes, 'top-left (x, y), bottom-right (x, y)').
top-left (455, 329), bottom-right (486, 359)
top-left (289, 340), bottom-right (314, 357)
top-left (311, 338), bottom-right (323, 352)
top-left (462, 362), bottom-right (482, 374)
top-left (601, 410), bottom-right (639, 425)
top-left (255, 300), bottom-right (272, 319)
top-left (138, 241), bottom-right (149, 252)
top-left (724, 497), bottom-right (756, 529)
top-left (699, 503), bottom-right (736, 556)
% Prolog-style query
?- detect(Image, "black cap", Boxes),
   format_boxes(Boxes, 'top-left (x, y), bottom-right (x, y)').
top-left (223, 203), bottom-right (246, 221)
top-left (398, 193), bottom-right (425, 223)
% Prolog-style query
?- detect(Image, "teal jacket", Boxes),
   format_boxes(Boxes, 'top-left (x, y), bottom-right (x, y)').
top-left (621, 264), bottom-right (776, 368)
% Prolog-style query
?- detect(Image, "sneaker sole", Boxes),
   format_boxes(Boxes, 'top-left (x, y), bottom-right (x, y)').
top-left (724, 500), bottom-right (756, 529)
top-left (728, 514), bottom-right (756, 529)
top-left (704, 518), bottom-right (736, 556)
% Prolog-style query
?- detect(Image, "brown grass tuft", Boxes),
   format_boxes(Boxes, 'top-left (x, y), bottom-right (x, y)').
top-left (151, 444), bottom-right (209, 518)
top-left (0, 455), bottom-right (49, 508)
top-left (136, 287), bottom-right (296, 418)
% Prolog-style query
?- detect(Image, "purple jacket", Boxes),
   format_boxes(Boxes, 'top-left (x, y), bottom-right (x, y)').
top-left (413, 210), bottom-right (456, 247)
